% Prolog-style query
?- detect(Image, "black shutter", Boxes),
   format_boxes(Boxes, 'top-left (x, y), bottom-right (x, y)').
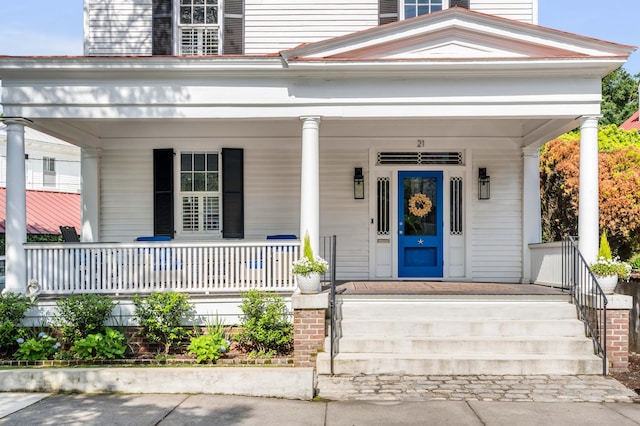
top-left (153, 0), bottom-right (173, 55)
top-left (222, 148), bottom-right (244, 238)
top-left (223, 0), bottom-right (244, 54)
top-left (450, 0), bottom-right (470, 9)
top-left (379, 0), bottom-right (398, 25)
top-left (153, 149), bottom-right (174, 237)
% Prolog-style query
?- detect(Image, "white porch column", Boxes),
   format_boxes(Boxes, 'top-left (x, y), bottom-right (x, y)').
top-left (81, 148), bottom-right (101, 242)
top-left (522, 146), bottom-right (542, 283)
top-left (578, 115), bottom-right (600, 263)
top-left (299, 116), bottom-right (321, 255)
top-left (4, 119), bottom-right (30, 294)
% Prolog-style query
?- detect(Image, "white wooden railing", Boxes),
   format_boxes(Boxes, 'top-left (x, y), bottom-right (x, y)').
top-left (25, 241), bottom-right (300, 295)
top-left (529, 241), bottom-right (563, 287)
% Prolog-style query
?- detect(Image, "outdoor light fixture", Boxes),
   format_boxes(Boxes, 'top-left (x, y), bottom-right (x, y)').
top-left (478, 168), bottom-right (490, 200)
top-left (354, 167), bottom-right (365, 199)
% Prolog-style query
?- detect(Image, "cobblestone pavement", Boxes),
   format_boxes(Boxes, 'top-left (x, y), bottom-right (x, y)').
top-left (316, 375), bottom-right (640, 403)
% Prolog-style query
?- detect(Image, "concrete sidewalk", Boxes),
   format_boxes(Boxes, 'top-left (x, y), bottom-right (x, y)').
top-left (1, 393), bottom-right (640, 426)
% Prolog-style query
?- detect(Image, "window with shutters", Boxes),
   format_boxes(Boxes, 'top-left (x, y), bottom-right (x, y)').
top-left (179, 152), bottom-right (221, 234)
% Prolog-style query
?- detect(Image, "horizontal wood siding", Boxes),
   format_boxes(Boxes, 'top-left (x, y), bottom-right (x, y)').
top-left (471, 0), bottom-right (535, 24)
top-left (244, 0), bottom-right (378, 54)
top-left (86, 0), bottom-right (153, 56)
top-left (320, 141), bottom-right (369, 280)
top-left (471, 147), bottom-right (523, 282)
top-left (101, 145), bottom-right (155, 241)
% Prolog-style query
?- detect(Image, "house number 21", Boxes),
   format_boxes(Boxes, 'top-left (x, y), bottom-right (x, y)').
top-left (417, 139), bottom-right (425, 148)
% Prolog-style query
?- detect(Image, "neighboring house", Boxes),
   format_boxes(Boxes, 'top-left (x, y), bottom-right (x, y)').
top-left (0, 126), bottom-right (81, 194)
top-left (620, 111), bottom-right (640, 132)
top-left (0, 1), bottom-right (636, 295)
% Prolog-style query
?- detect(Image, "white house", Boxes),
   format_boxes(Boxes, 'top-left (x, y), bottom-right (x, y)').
top-left (0, 1), bottom-right (636, 295)
top-left (0, 126), bottom-right (80, 194)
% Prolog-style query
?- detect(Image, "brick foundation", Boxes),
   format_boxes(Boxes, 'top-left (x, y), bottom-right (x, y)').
top-left (293, 309), bottom-right (325, 367)
top-left (606, 309), bottom-right (630, 373)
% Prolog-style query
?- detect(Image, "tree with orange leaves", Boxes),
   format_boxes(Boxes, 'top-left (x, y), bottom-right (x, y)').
top-left (540, 125), bottom-right (640, 258)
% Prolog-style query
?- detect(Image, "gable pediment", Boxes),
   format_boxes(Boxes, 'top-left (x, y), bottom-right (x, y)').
top-left (281, 8), bottom-right (633, 62)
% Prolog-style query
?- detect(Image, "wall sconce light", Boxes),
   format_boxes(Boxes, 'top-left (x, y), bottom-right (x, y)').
top-left (478, 168), bottom-right (490, 200)
top-left (354, 167), bottom-right (365, 199)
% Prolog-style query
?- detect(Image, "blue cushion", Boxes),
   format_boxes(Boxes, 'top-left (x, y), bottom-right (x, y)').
top-left (136, 236), bottom-right (172, 242)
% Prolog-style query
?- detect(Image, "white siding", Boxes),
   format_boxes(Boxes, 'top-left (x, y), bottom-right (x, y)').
top-left (244, 0), bottom-right (378, 54)
top-left (85, 0), bottom-right (153, 56)
top-left (320, 141), bottom-right (370, 280)
top-left (471, 147), bottom-right (523, 283)
top-left (471, 0), bottom-right (536, 24)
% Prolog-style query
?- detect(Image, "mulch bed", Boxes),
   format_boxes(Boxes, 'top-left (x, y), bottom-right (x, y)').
top-left (610, 352), bottom-right (640, 395)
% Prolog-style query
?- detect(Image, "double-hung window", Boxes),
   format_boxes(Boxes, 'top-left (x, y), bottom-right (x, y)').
top-left (43, 156), bottom-right (56, 187)
top-left (180, 152), bottom-right (221, 234)
top-left (404, 0), bottom-right (442, 19)
top-left (179, 0), bottom-right (220, 55)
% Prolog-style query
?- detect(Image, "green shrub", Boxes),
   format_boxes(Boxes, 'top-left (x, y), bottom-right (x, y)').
top-left (13, 331), bottom-right (60, 361)
top-left (237, 289), bottom-right (292, 355)
top-left (70, 327), bottom-right (126, 360)
top-left (133, 292), bottom-right (194, 356)
top-left (53, 294), bottom-right (115, 343)
top-left (629, 253), bottom-right (640, 270)
top-left (188, 315), bottom-right (230, 363)
top-left (0, 293), bottom-right (34, 357)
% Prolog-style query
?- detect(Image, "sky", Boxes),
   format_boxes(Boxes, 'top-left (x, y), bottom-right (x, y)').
top-left (0, 0), bottom-right (638, 74)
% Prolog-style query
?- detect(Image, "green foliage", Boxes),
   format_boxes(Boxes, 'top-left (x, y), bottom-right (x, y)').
top-left (0, 293), bottom-right (34, 357)
top-left (13, 332), bottom-right (60, 361)
top-left (629, 253), bottom-right (640, 270)
top-left (303, 232), bottom-right (314, 260)
top-left (187, 333), bottom-right (229, 363)
top-left (133, 292), bottom-right (195, 356)
top-left (598, 231), bottom-right (613, 260)
top-left (188, 313), bottom-right (230, 363)
top-left (601, 68), bottom-right (640, 127)
top-left (598, 125), bottom-right (640, 152)
top-left (53, 294), bottom-right (115, 343)
top-left (70, 327), bottom-right (126, 360)
top-left (237, 290), bottom-right (293, 355)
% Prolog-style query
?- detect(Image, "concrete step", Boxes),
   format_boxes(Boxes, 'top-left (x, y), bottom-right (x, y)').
top-left (315, 353), bottom-right (603, 376)
top-left (337, 319), bottom-right (586, 338)
top-left (332, 336), bottom-right (594, 355)
top-left (337, 300), bottom-right (577, 321)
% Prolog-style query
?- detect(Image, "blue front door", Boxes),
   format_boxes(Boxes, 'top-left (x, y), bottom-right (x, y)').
top-left (398, 171), bottom-right (443, 278)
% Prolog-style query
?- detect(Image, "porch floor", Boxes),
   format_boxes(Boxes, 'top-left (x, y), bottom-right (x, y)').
top-left (331, 281), bottom-right (565, 296)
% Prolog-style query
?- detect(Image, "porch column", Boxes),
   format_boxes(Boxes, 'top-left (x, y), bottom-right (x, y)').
top-left (3, 118), bottom-right (30, 294)
top-left (522, 146), bottom-right (542, 283)
top-left (299, 116), bottom-right (321, 254)
top-left (578, 116), bottom-right (600, 263)
top-left (81, 148), bottom-right (101, 242)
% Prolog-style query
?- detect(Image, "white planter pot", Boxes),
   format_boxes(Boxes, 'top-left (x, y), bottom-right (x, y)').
top-left (295, 273), bottom-right (321, 294)
top-left (596, 273), bottom-right (619, 294)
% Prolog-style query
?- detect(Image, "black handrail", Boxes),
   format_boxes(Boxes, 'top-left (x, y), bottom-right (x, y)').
top-left (320, 235), bottom-right (338, 375)
top-left (562, 236), bottom-right (608, 375)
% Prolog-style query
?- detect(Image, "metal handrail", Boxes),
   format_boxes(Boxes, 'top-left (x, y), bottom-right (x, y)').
top-left (325, 235), bottom-right (338, 376)
top-left (562, 236), bottom-right (608, 375)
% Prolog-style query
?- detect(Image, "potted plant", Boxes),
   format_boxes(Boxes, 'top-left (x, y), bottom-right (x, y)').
top-left (589, 231), bottom-right (631, 293)
top-left (291, 233), bottom-right (328, 294)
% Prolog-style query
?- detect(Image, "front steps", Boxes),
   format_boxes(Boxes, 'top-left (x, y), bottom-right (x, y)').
top-left (316, 295), bottom-right (603, 376)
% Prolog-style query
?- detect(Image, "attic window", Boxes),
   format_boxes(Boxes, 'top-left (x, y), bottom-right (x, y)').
top-left (377, 151), bottom-right (463, 165)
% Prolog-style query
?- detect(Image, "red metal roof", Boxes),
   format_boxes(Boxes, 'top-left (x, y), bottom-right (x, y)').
top-left (620, 111), bottom-right (640, 131)
top-left (0, 188), bottom-right (80, 234)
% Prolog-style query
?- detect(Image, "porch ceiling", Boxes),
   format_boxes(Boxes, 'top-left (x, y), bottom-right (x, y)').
top-left (30, 117), bottom-right (574, 150)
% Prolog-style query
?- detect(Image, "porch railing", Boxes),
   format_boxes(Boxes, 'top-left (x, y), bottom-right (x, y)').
top-left (25, 240), bottom-right (300, 295)
top-left (562, 236), bottom-right (608, 375)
